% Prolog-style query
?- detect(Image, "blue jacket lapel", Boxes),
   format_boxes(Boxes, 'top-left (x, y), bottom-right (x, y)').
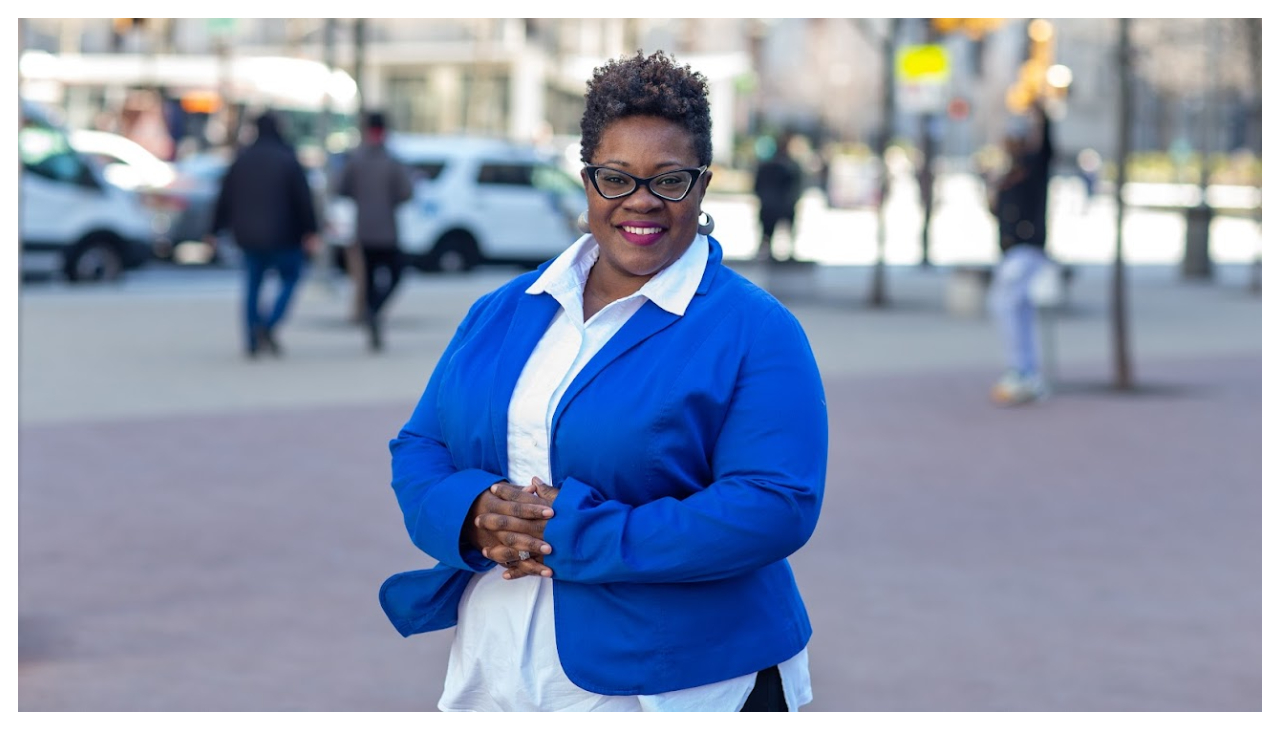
top-left (550, 300), bottom-right (678, 430)
top-left (490, 290), bottom-right (561, 475)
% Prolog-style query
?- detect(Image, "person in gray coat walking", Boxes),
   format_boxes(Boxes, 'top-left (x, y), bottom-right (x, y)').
top-left (336, 110), bottom-right (414, 351)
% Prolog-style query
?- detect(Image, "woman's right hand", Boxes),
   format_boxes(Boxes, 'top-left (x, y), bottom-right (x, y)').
top-left (464, 481), bottom-right (555, 579)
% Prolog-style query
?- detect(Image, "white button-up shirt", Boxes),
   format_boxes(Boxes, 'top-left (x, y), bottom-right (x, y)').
top-left (438, 233), bottom-right (810, 711)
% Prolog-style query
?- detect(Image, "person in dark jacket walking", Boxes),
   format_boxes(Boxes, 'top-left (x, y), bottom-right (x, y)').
top-left (335, 110), bottom-right (414, 351)
top-left (752, 134), bottom-right (804, 262)
top-left (987, 103), bottom-right (1055, 405)
top-left (208, 111), bottom-right (320, 358)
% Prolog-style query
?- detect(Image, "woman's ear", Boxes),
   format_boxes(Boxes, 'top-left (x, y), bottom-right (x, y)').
top-left (697, 168), bottom-right (714, 203)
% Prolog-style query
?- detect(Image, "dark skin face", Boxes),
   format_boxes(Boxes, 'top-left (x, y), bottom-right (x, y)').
top-left (578, 114), bottom-right (711, 318)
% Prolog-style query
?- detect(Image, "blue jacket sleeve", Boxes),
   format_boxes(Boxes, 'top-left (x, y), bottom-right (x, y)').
top-left (543, 306), bottom-right (828, 584)
top-left (388, 293), bottom-right (506, 573)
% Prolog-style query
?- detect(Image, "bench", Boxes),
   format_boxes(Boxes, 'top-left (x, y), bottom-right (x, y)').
top-left (945, 262), bottom-right (1075, 317)
top-left (946, 262), bottom-right (1076, 387)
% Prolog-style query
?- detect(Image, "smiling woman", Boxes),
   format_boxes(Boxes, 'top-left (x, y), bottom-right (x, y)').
top-left (381, 49), bottom-right (828, 713)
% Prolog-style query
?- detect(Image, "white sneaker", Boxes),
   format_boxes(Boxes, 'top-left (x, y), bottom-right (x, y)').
top-left (990, 372), bottom-right (1049, 406)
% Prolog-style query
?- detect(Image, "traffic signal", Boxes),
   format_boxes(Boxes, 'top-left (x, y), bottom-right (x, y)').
top-left (931, 18), bottom-right (1005, 39)
top-left (1027, 18), bottom-right (1054, 68)
top-left (931, 18), bottom-right (963, 34)
top-left (1007, 19), bottom-right (1069, 112)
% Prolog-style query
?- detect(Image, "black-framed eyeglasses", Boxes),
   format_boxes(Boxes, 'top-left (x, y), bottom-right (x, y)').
top-left (583, 165), bottom-right (708, 202)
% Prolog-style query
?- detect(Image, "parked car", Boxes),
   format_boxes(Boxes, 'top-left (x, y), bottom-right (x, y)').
top-left (69, 129), bottom-right (177, 191)
top-left (19, 100), bottom-right (157, 282)
top-left (68, 129), bottom-right (217, 265)
top-left (145, 151), bottom-right (234, 265)
top-left (68, 131), bottom-right (237, 266)
top-left (325, 134), bottom-right (587, 273)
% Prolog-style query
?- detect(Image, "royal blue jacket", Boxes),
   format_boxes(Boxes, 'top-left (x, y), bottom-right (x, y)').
top-left (382, 237), bottom-right (828, 696)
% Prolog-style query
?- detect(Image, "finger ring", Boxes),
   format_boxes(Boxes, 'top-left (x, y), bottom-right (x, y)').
top-left (517, 550), bottom-right (531, 561)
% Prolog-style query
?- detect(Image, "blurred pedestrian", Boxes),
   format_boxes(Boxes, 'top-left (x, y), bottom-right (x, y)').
top-left (752, 133), bottom-right (804, 262)
top-left (987, 102), bottom-right (1055, 405)
top-left (1076, 147), bottom-right (1101, 212)
top-left (380, 49), bottom-right (827, 712)
top-left (335, 110), bottom-right (414, 352)
top-left (208, 111), bottom-right (320, 359)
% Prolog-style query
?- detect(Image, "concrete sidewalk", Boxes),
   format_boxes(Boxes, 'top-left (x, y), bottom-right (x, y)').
top-left (17, 261), bottom-right (1263, 711)
top-left (17, 261), bottom-right (1262, 424)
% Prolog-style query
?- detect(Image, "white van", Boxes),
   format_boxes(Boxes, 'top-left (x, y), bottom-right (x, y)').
top-left (19, 100), bottom-right (157, 282)
top-left (326, 134), bottom-right (587, 273)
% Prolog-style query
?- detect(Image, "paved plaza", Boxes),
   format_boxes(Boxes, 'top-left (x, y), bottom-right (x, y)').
top-left (17, 256), bottom-right (1264, 712)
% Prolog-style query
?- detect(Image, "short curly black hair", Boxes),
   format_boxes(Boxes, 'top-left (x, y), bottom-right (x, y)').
top-left (579, 50), bottom-right (712, 167)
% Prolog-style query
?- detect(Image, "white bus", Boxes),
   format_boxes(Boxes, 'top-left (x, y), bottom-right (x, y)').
top-left (18, 50), bottom-right (361, 160)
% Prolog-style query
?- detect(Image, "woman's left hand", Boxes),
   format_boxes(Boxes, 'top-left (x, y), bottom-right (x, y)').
top-left (525, 476), bottom-right (560, 504)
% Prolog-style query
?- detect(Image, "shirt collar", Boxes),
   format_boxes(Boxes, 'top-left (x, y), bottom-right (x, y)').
top-left (526, 233), bottom-right (708, 317)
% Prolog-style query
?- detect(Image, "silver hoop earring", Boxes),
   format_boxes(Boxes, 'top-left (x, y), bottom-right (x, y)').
top-left (697, 211), bottom-right (715, 237)
top-left (577, 210), bottom-right (591, 234)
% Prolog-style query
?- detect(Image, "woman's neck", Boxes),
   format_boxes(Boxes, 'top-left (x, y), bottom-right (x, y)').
top-left (582, 268), bottom-right (644, 321)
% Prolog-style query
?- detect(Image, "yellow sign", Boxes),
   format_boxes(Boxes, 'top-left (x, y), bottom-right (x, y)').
top-left (897, 45), bottom-right (950, 82)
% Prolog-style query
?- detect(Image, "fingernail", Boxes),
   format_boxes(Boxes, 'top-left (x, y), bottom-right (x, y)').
top-left (540, 544), bottom-right (552, 554)
top-left (541, 569), bottom-right (552, 578)
top-left (542, 509), bottom-right (553, 518)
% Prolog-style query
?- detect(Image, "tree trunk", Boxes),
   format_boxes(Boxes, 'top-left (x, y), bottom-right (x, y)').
top-left (1111, 19), bottom-right (1134, 390)
top-left (869, 19), bottom-right (898, 307)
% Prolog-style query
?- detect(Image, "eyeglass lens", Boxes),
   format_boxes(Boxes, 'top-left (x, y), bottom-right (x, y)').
top-left (593, 168), bottom-right (696, 200)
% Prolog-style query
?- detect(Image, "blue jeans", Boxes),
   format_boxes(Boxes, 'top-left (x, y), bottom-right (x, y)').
top-left (987, 244), bottom-right (1048, 378)
top-left (242, 248), bottom-right (306, 352)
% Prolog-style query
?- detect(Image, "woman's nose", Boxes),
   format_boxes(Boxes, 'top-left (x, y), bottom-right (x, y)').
top-left (623, 184), bottom-right (663, 211)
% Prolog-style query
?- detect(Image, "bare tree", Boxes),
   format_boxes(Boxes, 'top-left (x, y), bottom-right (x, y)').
top-left (1112, 18), bottom-right (1134, 390)
top-left (851, 18), bottom-right (897, 307)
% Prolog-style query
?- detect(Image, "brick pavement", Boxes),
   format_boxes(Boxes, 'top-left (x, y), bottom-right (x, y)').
top-left (16, 262), bottom-right (1264, 711)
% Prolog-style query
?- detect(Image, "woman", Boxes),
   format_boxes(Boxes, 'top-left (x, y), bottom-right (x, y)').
top-left (381, 50), bottom-right (828, 711)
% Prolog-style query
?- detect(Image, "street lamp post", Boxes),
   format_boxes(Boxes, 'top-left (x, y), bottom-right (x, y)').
top-left (1182, 18), bottom-right (1216, 280)
top-left (306, 18), bottom-right (339, 299)
top-left (344, 18), bottom-right (369, 323)
top-left (869, 18), bottom-right (899, 307)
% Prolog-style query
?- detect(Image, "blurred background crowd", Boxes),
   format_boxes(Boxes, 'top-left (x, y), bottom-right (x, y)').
top-left (16, 17), bottom-right (1263, 286)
